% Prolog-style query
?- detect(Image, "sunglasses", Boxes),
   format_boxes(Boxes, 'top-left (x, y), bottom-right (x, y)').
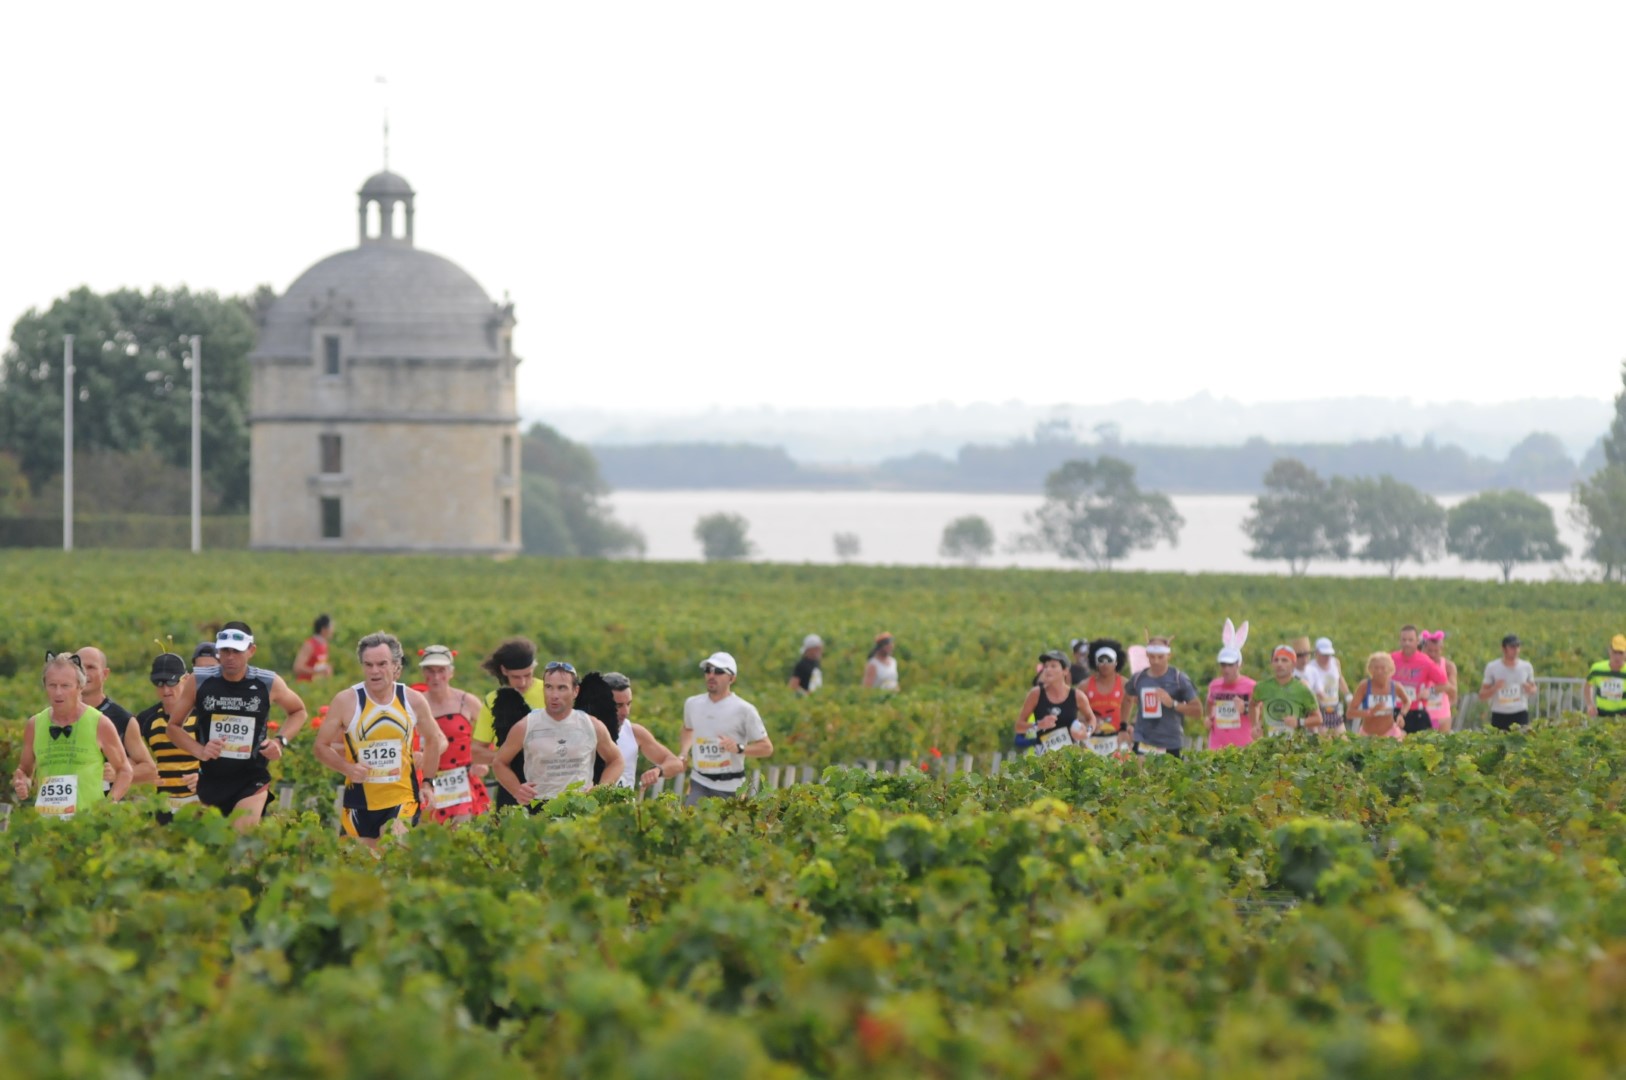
top-left (151, 676), bottom-right (182, 687)
top-left (543, 661), bottom-right (576, 674)
top-left (702, 665), bottom-right (733, 675)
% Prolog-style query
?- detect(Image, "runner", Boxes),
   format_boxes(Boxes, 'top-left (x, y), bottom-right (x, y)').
top-left (315, 632), bottom-right (444, 844)
top-left (133, 652), bottom-right (202, 822)
top-left (1350, 652), bottom-right (1409, 739)
top-left (492, 661), bottom-right (622, 807)
top-left (10, 653), bottom-right (132, 818)
top-left (192, 641), bottom-right (218, 677)
top-left (1390, 625), bottom-right (1450, 735)
top-left (470, 638), bottom-right (545, 810)
top-left (789, 635), bottom-right (824, 694)
top-left (863, 633), bottom-right (900, 690)
top-left (1419, 629), bottom-right (1460, 732)
top-left (416, 644), bottom-right (490, 825)
top-left (1254, 644), bottom-right (1323, 738)
top-left (1081, 638), bottom-right (1131, 755)
top-left (75, 645), bottom-right (159, 791)
top-left (1124, 635), bottom-right (1201, 757)
top-left (1299, 638), bottom-right (1351, 734)
top-left (1289, 636), bottom-right (1314, 683)
top-left (1205, 621), bottom-right (1256, 750)
top-left (1017, 650), bottom-right (1097, 756)
top-left (1584, 635), bottom-right (1626, 721)
top-left (599, 672), bottom-right (685, 790)
top-left (293, 614), bottom-right (335, 682)
top-left (680, 652), bottom-right (773, 803)
top-left (165, 622), bottom-right (308, 832)
top-left (1068, 638), bottom-right (1093, 688)
top-left (1477, 634), bottom-right (1537, 731)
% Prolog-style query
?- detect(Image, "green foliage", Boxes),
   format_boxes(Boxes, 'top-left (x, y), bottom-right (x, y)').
top-left (32, 446), bottom-right (223, 515)
top-left (1571, 464), bottom-right (1626, 581)
top-left (520, 422), bottom-right (645, 558)
top-left (939, 514), bottom-right (995, 565)
top-left (1447, 489), bottom-right (1568, 583)
top-left (1243, 458), bottom-right (1350, 575)
top-left (0, 285), bottom-right (258, 511)
top-left (1018, 456), bottom-right (1183, 569)
top-left (1343, 474), bottom-right (1447, 577)
top-left (694, 512), bottom-right (754, 562)
top-left (0, 452), bottom-right (29, 515)
top-left (1605, 359), bottom-right (1626, 468)
top-left (0, 514), bottom-right (247, 549)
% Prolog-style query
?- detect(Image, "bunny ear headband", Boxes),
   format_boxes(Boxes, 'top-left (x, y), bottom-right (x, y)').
top-left (1420, 630), bottom-right (1445, 643)
top-left (1217, 619), bottom-right (1249, 664)
top-left (1144, 629), bottom-right (1174, 656)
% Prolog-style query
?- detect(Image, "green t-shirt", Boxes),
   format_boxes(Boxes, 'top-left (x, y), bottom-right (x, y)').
top-left (1586, 661), bottom-right (1626, 715)
top-left (1253, 678), bottom-right (1319, 729)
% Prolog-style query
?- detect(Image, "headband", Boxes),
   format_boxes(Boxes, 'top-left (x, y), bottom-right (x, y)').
top-left (1420, 630), bottom-right (1445, 642)
top-left (1272, 645), bottom-right (1297, 660)
top-left (1144, 643), bottom-right (1171, 656)
top-left (1094, 646), bottom-right (1117, 663)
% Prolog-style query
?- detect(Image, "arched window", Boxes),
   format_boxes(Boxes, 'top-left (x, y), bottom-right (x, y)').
top-left (393, 199), bottom-right (408, 239)
top-left (366, 199), bottom-right (382, 239)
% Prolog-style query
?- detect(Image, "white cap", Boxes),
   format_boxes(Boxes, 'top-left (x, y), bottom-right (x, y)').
top-left (802, 634), bottom-right (823, 651)
top-left (701, 651), bottom-right (738, 676)
top-left (215, 628), bottom-right (254, 651)
top-left (1315, 637), bottom-right (1335, 656)
top-left (1217, 647), bottom-right (1242, 665)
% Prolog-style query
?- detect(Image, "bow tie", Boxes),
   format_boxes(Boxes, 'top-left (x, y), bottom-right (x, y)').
top-left (49, 724), bottom-right (72, 740)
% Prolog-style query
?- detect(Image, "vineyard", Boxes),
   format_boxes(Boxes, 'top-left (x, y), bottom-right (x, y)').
top-left (4, 552), bottom-right (1626, 1074)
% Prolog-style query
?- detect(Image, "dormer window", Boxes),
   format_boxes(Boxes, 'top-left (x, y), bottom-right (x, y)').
top-left (322, 335), bottom-right (341, 375)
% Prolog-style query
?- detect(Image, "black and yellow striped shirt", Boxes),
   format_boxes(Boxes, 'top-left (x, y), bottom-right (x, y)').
top-left (135, 701), bottom-right (202, 795)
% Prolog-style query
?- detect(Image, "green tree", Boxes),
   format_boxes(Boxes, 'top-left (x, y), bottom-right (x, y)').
top-left (0, 452), bottom-right (30, 516)
top-left (1570, 466), bottom-right (1626, 581)
top-left (0, 285), bottom-right (259, 511)
top-left (1446, 490), bottom-right (1567, 583)
top-left (519, 422), bottom-right (645, 558)
top-left (939, 514), bottom-right (995, 566)
top-left (1242, 459), bottom-right (1350, 576)
top-left (1499, 432), bottom-right (1576, 490)
top-left (1018, 456), bottom-right (1183, 569)
top-left (695, 512), bottom-right (754, 562)
top-left (1343, 475), bottom-right (1446, 578)
top-left (1606, 359), bottom-right (1626, 468)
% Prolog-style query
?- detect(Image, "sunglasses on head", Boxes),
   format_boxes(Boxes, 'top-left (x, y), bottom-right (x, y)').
top-left (543, 661), bottom-right (575, 674)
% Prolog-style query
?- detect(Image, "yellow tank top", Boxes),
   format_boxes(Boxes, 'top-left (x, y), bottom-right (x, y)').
top-left (342, 683), bottom-right (417, 811)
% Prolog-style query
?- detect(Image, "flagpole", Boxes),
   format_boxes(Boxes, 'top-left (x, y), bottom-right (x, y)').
top-left (190, 335), bottom-right (201, 553)
top-left (62, 334), bottom-right (73, 552)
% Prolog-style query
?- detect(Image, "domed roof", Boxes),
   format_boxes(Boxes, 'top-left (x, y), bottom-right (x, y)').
top-left (252, 243), bottom-right (504, 361)
top-left (359, 170), bottom-right (414, 198)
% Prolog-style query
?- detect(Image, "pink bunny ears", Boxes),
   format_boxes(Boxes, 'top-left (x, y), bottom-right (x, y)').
top-left (1217, 618), bottom-right (1249, 664)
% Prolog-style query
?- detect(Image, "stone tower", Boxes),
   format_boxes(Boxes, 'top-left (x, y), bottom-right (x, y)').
top-left (248, 171), bottom-right (521, 552)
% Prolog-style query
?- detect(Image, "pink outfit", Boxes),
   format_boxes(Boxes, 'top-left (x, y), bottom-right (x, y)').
top-left (1206, 676), bottom-right (1256, 750)
top-left (1390, 650), bottom-right (1448, 701)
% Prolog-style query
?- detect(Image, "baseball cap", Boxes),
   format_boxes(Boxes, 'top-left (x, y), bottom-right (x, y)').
top-left (1502, 633), bottom-right (1522, 647)
top-left (192, 642), bottom-right (217, 661)
top-left (1613, 634), bottom-right (1626, 653)
top-left (701, 651), bottom-right (738, 676)
top-left (1070, 638), bottom-right (1088, 654)
top-left (149, 653), bottom-right (187, 684)
top-left (1038, 649), bottom-right (1069, 666)
top-left (1217, 646), bottom-right (1242, 665)
top-left (418, 644), bottom-right (455, 667)
top-left (802, 634), bottom-right (823, 651)
top-left (215, 627), bottom-right (254, 651)
top-left (1315, 637), bottom-right (1335, 656)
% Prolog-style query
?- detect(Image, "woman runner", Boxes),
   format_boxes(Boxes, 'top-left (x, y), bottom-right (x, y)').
top-left (1016, 650), bottom-right (1097, 754)
top-left (1350, 652), bottom-right (1410, 739)
top-left (417, 644), bottom-right (490, 824)
top-left (1081, 638), bottom-right (1130, 755)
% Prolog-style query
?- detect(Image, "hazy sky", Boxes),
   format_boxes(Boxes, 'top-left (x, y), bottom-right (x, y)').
top-left (5, 1), bottom-right (1626, 418)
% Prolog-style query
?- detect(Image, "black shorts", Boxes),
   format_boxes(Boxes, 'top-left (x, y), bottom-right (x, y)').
top-left (1401, 706), bottom-right (1433, 735)
top-left (197, 767), bottom-right (273, 813)
top-left (1491, 710), bottom-right (1530, 731)
top-left (341, 801), bottom-right (420, 839)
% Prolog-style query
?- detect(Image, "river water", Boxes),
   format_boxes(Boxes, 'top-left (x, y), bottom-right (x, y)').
top-left (604, 490), bottom-right (1589, 582)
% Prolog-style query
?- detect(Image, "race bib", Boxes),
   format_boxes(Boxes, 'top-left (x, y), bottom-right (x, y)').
top-left (1428, 686), bottom-right (1446, 707)
top-left (214, 715), bottom-right (256, 760)
top-left (1139, 688), bottom-right (1163, 719)
top-left (694, 738), bottom-right (730, 771)
top-left (1138, 744), bottom-right (1167, 756)
top-left (1371, 694), bottom-right (1395, 712)
top-left (359, 739), bottom-right (403, 784)
top-left (1088, 735), bottom-right (1120, 758)
top-left (36, 774), bottom-right (77, 819)
top-left (1213, 699), bottom-right (1242, 729)
top-left (1497, 683), bottom-right (1523, 704)
top-left (1601, 678), bottom-right (1625, 700)
top-left (430, 765), bottom-right (473, 808)
top-left (1039, 728), bottom-right (1072, 754)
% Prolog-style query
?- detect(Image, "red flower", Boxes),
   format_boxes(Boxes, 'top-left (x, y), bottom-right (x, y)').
top-left (929, 747), bottom-right (942, 758)
top-left (920, 761), bottom-right (930, 772)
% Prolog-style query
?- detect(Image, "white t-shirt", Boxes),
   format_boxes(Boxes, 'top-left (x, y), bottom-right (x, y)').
top-left (1301, 659), bottom-right (1342, 707)
top-left (868, 656), bottom-right (899, 691)
top-left (615, 721), bottom-right (640, 789)
top-left (683, 692), bottom-right (768, 793)
top-left (1483, 659), bottom-right (1535, 714)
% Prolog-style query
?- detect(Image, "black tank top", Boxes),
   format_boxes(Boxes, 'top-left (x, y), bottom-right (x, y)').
top-left (194, 667), bottom-right (276, 777)
top-left (1029, 686), bottom-right (1079, 733)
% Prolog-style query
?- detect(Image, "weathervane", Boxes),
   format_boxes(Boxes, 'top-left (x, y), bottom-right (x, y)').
top-left (376, 75), bottom-right (389, 171)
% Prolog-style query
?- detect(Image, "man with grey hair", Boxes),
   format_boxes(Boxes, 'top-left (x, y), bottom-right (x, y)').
top-left (75, 645), bottom-right (158, 791)
top-left (314, 631), bottom-right (445, 845)
top-left (600, 671), bottom-right (684, 790)
top-left (680, 652), bottom-right (773, 804)
top-left (166, 621), bottom-right (308, 831)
